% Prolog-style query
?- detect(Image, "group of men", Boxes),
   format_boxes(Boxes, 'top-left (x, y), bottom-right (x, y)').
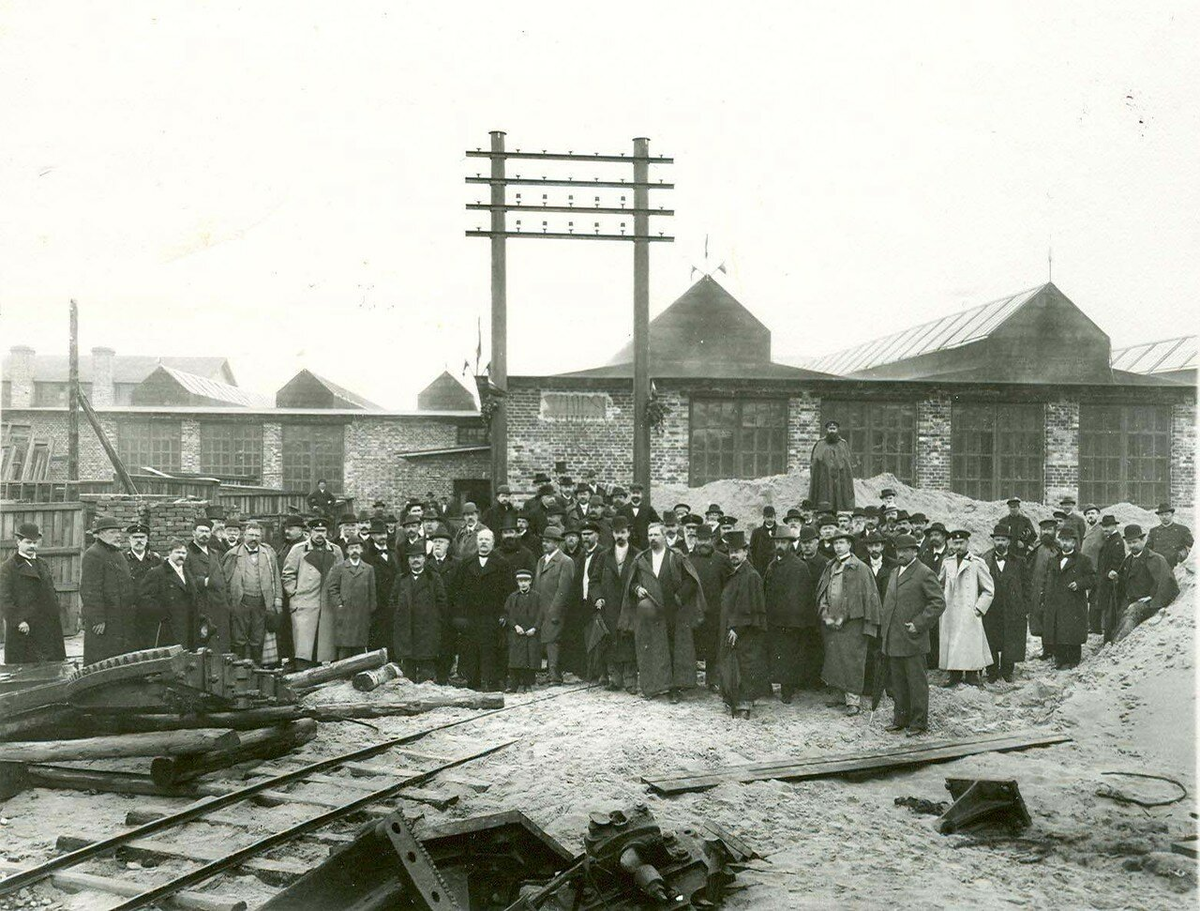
top-left (1, 472), bottom-right (1190, 736)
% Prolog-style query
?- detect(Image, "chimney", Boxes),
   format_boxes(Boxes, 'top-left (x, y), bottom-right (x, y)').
top-left (90, 346), bottom-right (115, 406)
top-left (7, 346), bottom-right (35, 407)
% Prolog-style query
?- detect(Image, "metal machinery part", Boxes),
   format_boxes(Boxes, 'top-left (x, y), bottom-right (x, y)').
top-left (936, 778), bottom-right (1031, 835)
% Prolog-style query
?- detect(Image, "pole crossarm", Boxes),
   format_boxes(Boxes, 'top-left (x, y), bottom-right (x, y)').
top-left (466, 150), bottom-right (673, 164)
top-left (465, 230), bottom-right (673, 242)
top-left (466, 204), bottom-right (673, 216)
top-left (466, 177), bottom-right (673, 190)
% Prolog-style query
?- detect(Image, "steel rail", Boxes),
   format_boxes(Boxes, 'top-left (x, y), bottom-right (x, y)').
top-left (0, 683), bottom-right (595, 895)
top-left (108, 738), bottom-right (518, 910)
top-left (465, 150), bottom-right (673, 164)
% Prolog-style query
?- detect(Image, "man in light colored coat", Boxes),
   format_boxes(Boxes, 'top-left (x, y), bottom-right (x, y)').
top-left (222, 521), bottom-right (282, 663)
top-left (533, 525), bottom-right (576, 684)
top-left (282, 517), bottom-right (343, 664)
top-left (938, 529), bottom-right (995, 687)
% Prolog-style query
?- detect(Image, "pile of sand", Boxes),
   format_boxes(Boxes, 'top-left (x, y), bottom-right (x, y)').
top-left (655, 471), bottom-right (1170, 552)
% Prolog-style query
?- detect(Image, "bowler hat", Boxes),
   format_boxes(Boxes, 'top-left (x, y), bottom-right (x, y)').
top-left (542, 525), bottom-right (564, 542)
top-left (496, 484), bottom-right (511, 495)
top-left (862, 531), bottom-right (885, 545)
top-left (533, 472), bottom-right (551, 484)
top-left (1082, 504), bottom-right (1099, 514)
top-left (1052, 510), bottom-right (1067, 520)
top-left (462, 501), bottom-right (479, 515)
top-left (430, 524), bottom-right (452, 541)
top-left (629, 483), bottom-right (644, 492)
top-left (762, 505), bottom-right (776, 517)
top-left (610, 486), bottom-right (627, 498)
top-left (1038, 517), bottom-right (1058, 528)
top-left (537, 484), bottom-right (556, 497)
top-left (15, 522), bottom-right (41, 540)
top-left (893, 533), bottom-right (918, 550)
top-left (284, 514), bottom-right (305, 528)
top-left (895, 509), bottom-right (910, 521)
top-left (563, 523), bottom-right (581, 537)
top-left (831, 530), bottom-right (856, 544)
top-left (1123, 524), bottom-right (1146, 540)
top-left (991, 524), bottom-right (1011, 537)
top-left (369, 518), bottom-right (388, 534)
top-left (1155, 503), bottom-right (1175, 515)
top-left (881, 488), bottom-right (896, 498)
top-left (610, 515), bottom-right (630, 531)
top-left (338, 514), bottom-right (356, 526)
top-left (909, 513), bottom-right (928, 523)
top-left (224, 517), bottom-right (241, 529)
top-left (401, 513), bottom-right (421, 526)
top-left (927, 522), bottom-right (948, 535)
top-left (126, 523), bottom-right (150, 536)
top-left (772, 525), bottom-right (796, 540)
top-left (817, 513), bottom-right (838, 529)
top-left (1100, 515), bottom-right (1119, 527)
top-left (1058, 526), bottom-right (1079, 540)
top-left (723, 530), bottom-right (748, 550)
top-left (695, 524), bottom-right (713, 540)
top-left (93, 515), bottom-right (122, 532)
top-left (800, 499), bottom-right (814, 510)
top-left (705, 503), bottom-right (723, 516)
top-left (204, 505), bottom-right (225, 520)
top-left (798, 525), bottom-right (818, 542)
top-left (785, 508), bottom-right (804, 522)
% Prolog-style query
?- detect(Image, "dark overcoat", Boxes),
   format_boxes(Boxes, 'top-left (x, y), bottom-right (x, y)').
top-left (808, 437), bottom-right (855, 511)
top-left (392, 570), bottom-right (448, 662)
top-left (139, 562), bottom-right (202, 649)
top-left (1041, 551), bottom-right (1097, 647)
top-left (718, 559), bottom-right (769, 708)
top-left (0, 554), bottom-right (67, 663)
top-left (618, 547), bottom-right (705, 696)
top-left (325, 559), bottom-right (377, 649)
top-left (504, 589), bottom-right (543, 669)
top-left (598, 544), bottom-right (637, 664)
top-left (1025, 540), bottom-right (1058, 637)
top-left (983, 549), bottom-right (1029, 661)
top-left (880, 559), bottom-right (945, 658)
top-left (81, 540), bottom-right (137, 664)
top-left (454, 553), bottom-right (515, 647)
top-left (185, 541), bottom-right (231, 653)
top-left (748, 523), bottom-right (777, 577)
top-left (361, 542), bottom-right (398, 650)
top-left (126, 550), bottom-right (164, 650)
top-left (763, 551), bottom-right (816, 629)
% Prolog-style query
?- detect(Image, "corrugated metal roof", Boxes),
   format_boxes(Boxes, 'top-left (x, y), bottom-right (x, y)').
top-left (157, 366), bottom-right (270, 407)
top-left (803, 285), bottom-right (1047, 375)
top-left (1111, 336), bottom-right (1197, 375)
top-left (306, 370), bottom-right (384, 410)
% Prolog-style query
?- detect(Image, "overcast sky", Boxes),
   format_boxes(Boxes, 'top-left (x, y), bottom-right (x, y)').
top-left (2, 2), bottom-right (1197, 408)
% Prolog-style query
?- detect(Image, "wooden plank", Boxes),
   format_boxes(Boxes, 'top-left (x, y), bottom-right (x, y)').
top-left (55, 834), bottom-right (308, 886)
top-left (0, 860), bottom-right (246, 911)
top-left (643, 731), bottom-right (1071, 795)
top-left (1170, 838), bottom-right (1198, 860)
top-left (343, 761), bottom-right (427, 779)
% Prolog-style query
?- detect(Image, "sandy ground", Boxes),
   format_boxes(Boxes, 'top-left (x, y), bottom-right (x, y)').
top-left (1, 565), bottom-right (1194, 909)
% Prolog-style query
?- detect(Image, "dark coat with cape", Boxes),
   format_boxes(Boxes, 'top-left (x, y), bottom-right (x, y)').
top-left (808, 436), bottom-right (855, 511)
top-left (504, 589), bottom-right (543, 669)
top-left (1, 554), bottom-right (67, 663)
top-left (718, 560), bottom-right (769, 709)
top-left (453, 553), bottom-right (515, 649)
top-left (618, 546), bottom-right (705, 696)
top-left (815, 554), bottom-right (881, 694)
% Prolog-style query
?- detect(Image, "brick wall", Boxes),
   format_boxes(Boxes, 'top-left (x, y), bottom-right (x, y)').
top-left (507, 384), bottom-right (634, 498)
top-left (787, 391), bottom-right (823, 474)
top-left (342, 417), bottom-right (488, 507)
top-left (1171, 401), bottom-right (1195, 508)
top-left (396, 451), bottom-right (492, 502)
top-left (650, 386), bottom-right (689, 485)
top-left (261, 422), bottom-right (283, 488)
top-left (181, 419), bottom-right (201, 472)
top-left (916, 393), bottom-right (952, 490)
top-left (79, 494), bottom-right (215, 550)
top-left (1044, 399), bottom-right (1080, 504)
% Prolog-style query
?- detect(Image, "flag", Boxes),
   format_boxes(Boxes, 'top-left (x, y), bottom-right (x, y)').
top-left (704, 233), bottom-right (709, 261)
top-left (462, 359), bottom-right (470, 377)
top-left (475, 317), bottom-right (483, 373)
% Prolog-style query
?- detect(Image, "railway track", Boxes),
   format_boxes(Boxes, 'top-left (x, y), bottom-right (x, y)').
top-left (0, 683), bottom-right (597, 910)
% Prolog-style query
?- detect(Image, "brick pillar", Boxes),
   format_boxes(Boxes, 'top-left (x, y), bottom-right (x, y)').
top-left (180, 419), bottom-right (201, 472)
top-left (262, 422), bottom-right (283, 489)
top-left (7, 346), bottom-right (34, 407)
top-left (1044, 399), bottom-right (1079, 505)
top-left (1171, 402), bottom-right (1195, 509)
top-left (916, 393), bottom-right (952, 490)
top-left (90, 346), bottom-right (115, 407)
top-left (649, 388), bottom-right (689, 485)
top-left (788, 392), bottom-right (822, 474)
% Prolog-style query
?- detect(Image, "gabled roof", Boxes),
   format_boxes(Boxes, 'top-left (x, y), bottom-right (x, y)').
top-left (1111, 335), bottom-right (1196, 375)
top-left (802, 284), bottom-right (1049, 376)
top-left (277, 368), bottom-right (383, 410)
top-left (1, 353), bottom-right (235, 385)
top-left (155, 366), bottom-right (270, 407)
top-left (560, 360), bottom-right (826, 380)
top-left (417, 371), bottom-right (477, 411)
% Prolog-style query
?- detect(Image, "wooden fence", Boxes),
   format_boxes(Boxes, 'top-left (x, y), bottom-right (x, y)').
top-left (0, 502), bottom-right (87, 641)
top-left (1, 478), bottom-right (316, 519)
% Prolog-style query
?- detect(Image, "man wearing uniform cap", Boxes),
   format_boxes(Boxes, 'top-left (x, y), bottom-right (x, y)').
top-left (764, 524), bottom-right (817, 704)
top-left (81, 516), bottom-right (137, 664)
top-left (1, 522), bottom-right (67, 663)
top-left (123, 523), bottom-right (163, 649)
top-left (1094, 515), bottom-right (1126, 643)
top-left (1041, 523), bottom-right (1096, 669)
top-left (282, 517), bottom-right (343, 663)
top-left (715, 515), bottom-right (737, 555)
top-left (937, 529), bottom-right (994, 686)
top-left (1058, 496), bottom-right (1087, 547)
top-left (995, 498), bottom-right (1037, 559)
top-left (1114, 523), bottom-right (1179, 642)
top-left (1147, 503), bottom-right (1193, 570)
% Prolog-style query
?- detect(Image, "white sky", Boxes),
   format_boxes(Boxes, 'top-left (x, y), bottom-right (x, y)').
top-left (2, 1), bottom-right (1197, 408)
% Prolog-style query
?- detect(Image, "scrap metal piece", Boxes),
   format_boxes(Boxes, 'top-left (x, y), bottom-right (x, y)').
top-left (936, 778), bottom-right (1031, 835)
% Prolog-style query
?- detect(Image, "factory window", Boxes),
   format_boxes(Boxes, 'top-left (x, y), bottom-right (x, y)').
top-left (117, 420), bottom-right (182, 473)
top-left (456, 424), bottom-right (489, 445)
top-left (200, 422), bottom-right (263, 481)
top-left (690, 398), bottom-right (787, 485)
top-left (113, 383), bottom-right (139, 405)
top-left (820, 399), bottom-right (916, 485)
top-left (32, 382), bottom-right (92, 407)
top-left (1080, 404), bottom-right (1171, 508)
top-left (951, 403), bottom-right (1044, 502)
top-left (282, 423), bottom-right (345, 494)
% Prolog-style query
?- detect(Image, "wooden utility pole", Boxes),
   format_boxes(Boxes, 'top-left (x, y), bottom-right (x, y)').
top-left (68, 299), bottom-right (79, 480)
top-left (466, 136), bottom-right (673, 490)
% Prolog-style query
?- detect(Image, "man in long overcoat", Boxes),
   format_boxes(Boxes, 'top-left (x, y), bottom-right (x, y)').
top-left (815, 530), bottom-right (881, 714)
top-left (282, 518), bottom-right (343, 664)
top-left (718, 530), bottom-right (768, 719)
top-left (124, 523), bottom-right (162, 650)
top-left (139, 541), bottom-right (202, 648)
top-left (454, 529), bottom-right (514, 691)
top-left (361, 518), bottom-right (397, 651)
top-left (81, 516), bottom-right (136, 664)
top-left (809, 419), bottom-right (855, 512)
top-left (1095, 515), bottom-right (1127, 644)
top-left (186, 517), bottom-right (231, 654)
top-left (392, 550), bottom-right (449, 682)
top-left (533, 526), bottom-right (576, 684)
top-left (324, 540), bottom-right (377, 659)
top-left (619, 522), bottom-right (705, 702)
top-left (1114, 524), bottom-right (1178, 643)
top-left (597, 516), bottom-right (638, 691)
top-left (1026, 518), bottom-right (1060, 659)
top-left (748, 506), bottom-right (778, 577)
top-left (983, 525), bottom-right (1028, 682)
top-left (615, 484), bottom-right (661, 552)
top-left (1, 522), bottom-right (67, 663)
top-left (763, 526), bottom-right (816, 703)
top-left (1041, 525), bottom-right (1096, 668)
top-left (939, 529), bottom-right (995, 686)
top-left (880, 534), bottom-right (944, 735)
top-left (690, 524), bottom-right (732, 687)
top-left (575, 520), bottom-right (612, 683)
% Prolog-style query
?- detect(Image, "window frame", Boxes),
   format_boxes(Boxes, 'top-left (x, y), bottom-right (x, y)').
top-left (282, 422), bottom-right (346, 494)
top-left (116, 419), bottom-right (183, 474)
top-left (1079, 403), bottom-right (1171, 508)
top-left (199, 421), bottom-right (263, 481)
top-left (689, 396), bottom-right (788, 486)
top-left (950, 402), bottom-right (1044, 502)
top-left (819, 398), bottom-right (917, 485)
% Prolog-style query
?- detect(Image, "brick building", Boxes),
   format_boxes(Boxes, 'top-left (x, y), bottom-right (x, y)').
top-left (504, 277), bottom-right (1196, 509)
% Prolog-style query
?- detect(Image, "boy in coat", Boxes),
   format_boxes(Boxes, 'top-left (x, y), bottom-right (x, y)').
top-left (504, 568), bottom-right (541, 692)
top-left (880, 534), bottom-right (945, 735)
top-left (324, 540), bottom-right (377, 659)
top-left (1, 522), bottom-right (67, 663)
top-left (392, 550), bottom-right (448, 682)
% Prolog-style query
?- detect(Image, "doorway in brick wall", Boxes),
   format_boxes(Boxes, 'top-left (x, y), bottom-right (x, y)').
top-left (453, 479), bottom-right (492, 513)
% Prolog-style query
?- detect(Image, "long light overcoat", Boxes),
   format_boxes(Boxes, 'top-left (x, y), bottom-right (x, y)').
top-left (938, 552), bottom-right (995, 671)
